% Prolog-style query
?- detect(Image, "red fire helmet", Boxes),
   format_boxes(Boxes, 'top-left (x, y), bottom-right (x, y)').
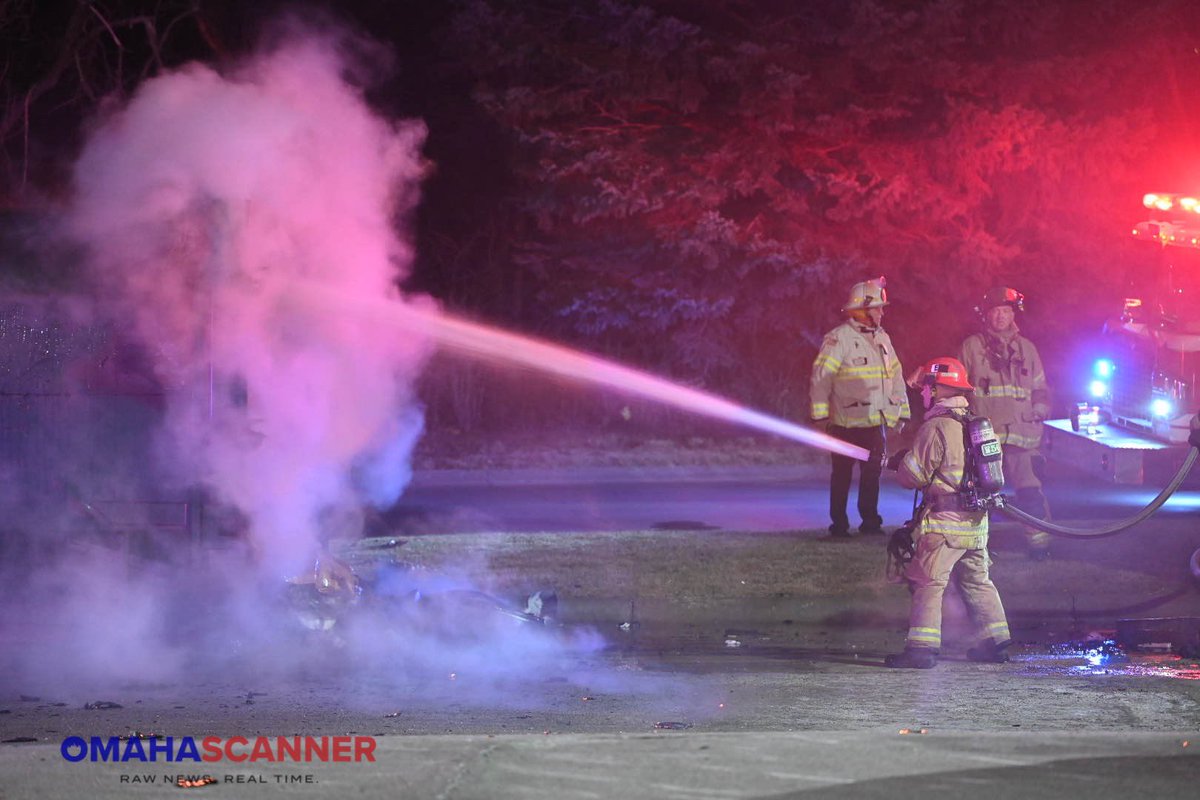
top-left (920, 357), bottom-right (973, 390)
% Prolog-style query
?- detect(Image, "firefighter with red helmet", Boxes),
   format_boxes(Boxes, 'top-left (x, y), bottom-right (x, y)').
top-left (810, 277), bottom-right (911, 537)
top-left (958, 287), bottom-right (1052, 559)
top-left (884, 357), bottom-right (1012, 669)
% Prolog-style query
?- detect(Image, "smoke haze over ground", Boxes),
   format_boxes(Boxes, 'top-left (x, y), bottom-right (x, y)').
top-left (0, 19), bottom-right (609, 699)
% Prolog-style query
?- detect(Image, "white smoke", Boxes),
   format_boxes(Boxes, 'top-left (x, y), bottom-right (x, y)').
top-left (0, 21), bottom-right (617, 704)
top-left (69, 28), bottom-right (430, 578)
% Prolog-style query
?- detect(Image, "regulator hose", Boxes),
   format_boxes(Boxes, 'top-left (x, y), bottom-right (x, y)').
top-left (998, 444), bottom-right (1198, 539)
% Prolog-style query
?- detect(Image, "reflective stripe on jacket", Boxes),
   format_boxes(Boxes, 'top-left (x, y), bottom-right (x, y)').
top-left (959, 330), bottom-right (1048, 450)
top-left (810, 321), bottom-right (910, 428)
top-left (897, 398), bottom-right (988, 549)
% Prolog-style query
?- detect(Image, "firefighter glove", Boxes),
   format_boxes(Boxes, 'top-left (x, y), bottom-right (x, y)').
top-left (886, 448), bottom-right (909, 471)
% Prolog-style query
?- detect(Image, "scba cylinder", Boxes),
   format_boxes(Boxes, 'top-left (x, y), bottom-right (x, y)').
top-left (967, 416), bottom-right (1005, 493)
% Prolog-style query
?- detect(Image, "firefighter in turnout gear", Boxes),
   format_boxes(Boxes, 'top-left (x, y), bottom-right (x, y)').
top-left (884, 357), bottom-right (1012, 669)
top-left (958, 287), bottom-right (1052, 558)
top-left (810, 277), bottom-right (911, 536)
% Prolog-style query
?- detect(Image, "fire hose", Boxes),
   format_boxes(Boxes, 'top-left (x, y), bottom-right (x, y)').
top-left (888, 413), bottom-right (1200, 588)
top-left (998, 412), bottom-right (1200, 585)
top-left (997, 444), bottom-right (1198, 539)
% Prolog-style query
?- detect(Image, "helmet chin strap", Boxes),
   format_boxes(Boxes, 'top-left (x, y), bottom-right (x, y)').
top-left (920, 382), bottom-right (935, 410)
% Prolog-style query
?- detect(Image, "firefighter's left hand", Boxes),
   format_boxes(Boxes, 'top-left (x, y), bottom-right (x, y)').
top-left (886, 448), bottom-right (909, 471)
top-left (1032, 402), bottom-right (1050, 422)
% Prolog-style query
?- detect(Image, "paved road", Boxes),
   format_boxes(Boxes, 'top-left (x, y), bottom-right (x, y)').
top-left (397, 464), bottom-right (1200, 534)
top-left (5, 464), bottom-right (1200, 800)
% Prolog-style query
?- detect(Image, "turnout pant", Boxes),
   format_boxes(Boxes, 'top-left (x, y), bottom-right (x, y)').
top-left (1003, 445), bottom-right (1051, 551)
top-left (826, 424), bottom-right (886, 533)
top-left (903, 533), bottom-right (1011, 651)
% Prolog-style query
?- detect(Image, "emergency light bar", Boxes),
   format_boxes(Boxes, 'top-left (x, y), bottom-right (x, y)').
top-left (1143, 193), bottom-right (1200, 212)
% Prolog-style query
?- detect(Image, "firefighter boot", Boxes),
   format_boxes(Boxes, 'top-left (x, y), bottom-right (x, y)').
top-left (884, 648), bottom-right (937, 669)
top-left (967, 638), bottom-right (1012, 664)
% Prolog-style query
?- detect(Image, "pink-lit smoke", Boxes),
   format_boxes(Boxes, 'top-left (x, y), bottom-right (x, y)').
top-left (3, 22), bottom-right (625, 706)
top-left (69, 29), bottom-right (430, 579)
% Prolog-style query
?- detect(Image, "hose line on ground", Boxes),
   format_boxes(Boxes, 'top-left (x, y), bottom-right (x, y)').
top-left (997, 445), bottom-right (1198, 539)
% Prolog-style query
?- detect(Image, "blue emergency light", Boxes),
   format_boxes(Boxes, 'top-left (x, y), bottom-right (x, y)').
top-left (1150, 398), bottom-right (1172, 418)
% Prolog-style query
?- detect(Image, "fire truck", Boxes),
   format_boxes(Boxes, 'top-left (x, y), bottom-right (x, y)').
top-left (1043, 192), bottom-right (1200, 483)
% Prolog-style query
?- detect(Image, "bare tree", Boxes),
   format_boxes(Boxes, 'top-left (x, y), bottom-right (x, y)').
top-left (0, 0), bottom-right (219, 204)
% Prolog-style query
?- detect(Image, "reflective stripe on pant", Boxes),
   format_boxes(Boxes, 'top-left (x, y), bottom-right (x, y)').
top-left (903, 533), bottom-right (1011, 650)
top-left (1003, 445), bottom-right (1050, 550)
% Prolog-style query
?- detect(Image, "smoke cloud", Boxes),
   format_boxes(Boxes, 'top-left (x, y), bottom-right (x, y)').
top-left (69, 27), bottom-right (429, 579)
top-left (0, 20), bottom-right (626, 708)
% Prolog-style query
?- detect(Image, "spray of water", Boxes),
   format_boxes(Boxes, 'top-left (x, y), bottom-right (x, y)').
top-left (291, 288), bottom-right (870, 461)
top-left (2, 16), bottom-right (857, 704)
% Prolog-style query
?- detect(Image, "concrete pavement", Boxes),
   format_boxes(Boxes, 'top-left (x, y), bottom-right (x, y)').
top-left (1, 730), bottom-right (1196, 799)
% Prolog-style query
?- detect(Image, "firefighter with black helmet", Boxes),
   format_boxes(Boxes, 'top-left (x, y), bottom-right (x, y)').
top-left (884, 357), bottom-right (1012, 669)
top-left (958, 287), bottom-right (1052, 559)
top-left (810, 277), bottom-right (911, 537)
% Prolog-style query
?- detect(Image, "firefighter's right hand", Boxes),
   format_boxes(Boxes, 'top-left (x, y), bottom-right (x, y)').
top-left (886, 448), bottom-right (909, 471)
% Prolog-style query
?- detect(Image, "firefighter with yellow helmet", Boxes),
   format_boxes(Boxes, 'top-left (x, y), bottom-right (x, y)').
top-left (810, 276), bottom-right (910, 537)
top-left (884, 357), bottom-right (1012, 669)
top-left (958, 287), bottom-right (1052, 559)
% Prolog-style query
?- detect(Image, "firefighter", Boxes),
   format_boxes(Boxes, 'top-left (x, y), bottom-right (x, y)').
top-left (884, 357), bottom-right (1012, 669)
top-left (958, 287), bottom-right (1052, 559)
top-left (810, 276), bottom-right (911, 537)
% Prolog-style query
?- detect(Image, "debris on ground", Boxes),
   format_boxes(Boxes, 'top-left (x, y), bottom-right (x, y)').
top-left (898, 728), bottom-right (929, 735)
top-left (83, 701), bottom-right (123, 710)
top-left (724, 638), bottom-right (742, 648)
top-left (654, 721), bottom-right (693, 730)
top-left (286, 552), bottom-right (362, 631)
top-left (1116, 616), bottom-right (1200, 658)
top-left (524, 590), bottom-right (558, 622)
